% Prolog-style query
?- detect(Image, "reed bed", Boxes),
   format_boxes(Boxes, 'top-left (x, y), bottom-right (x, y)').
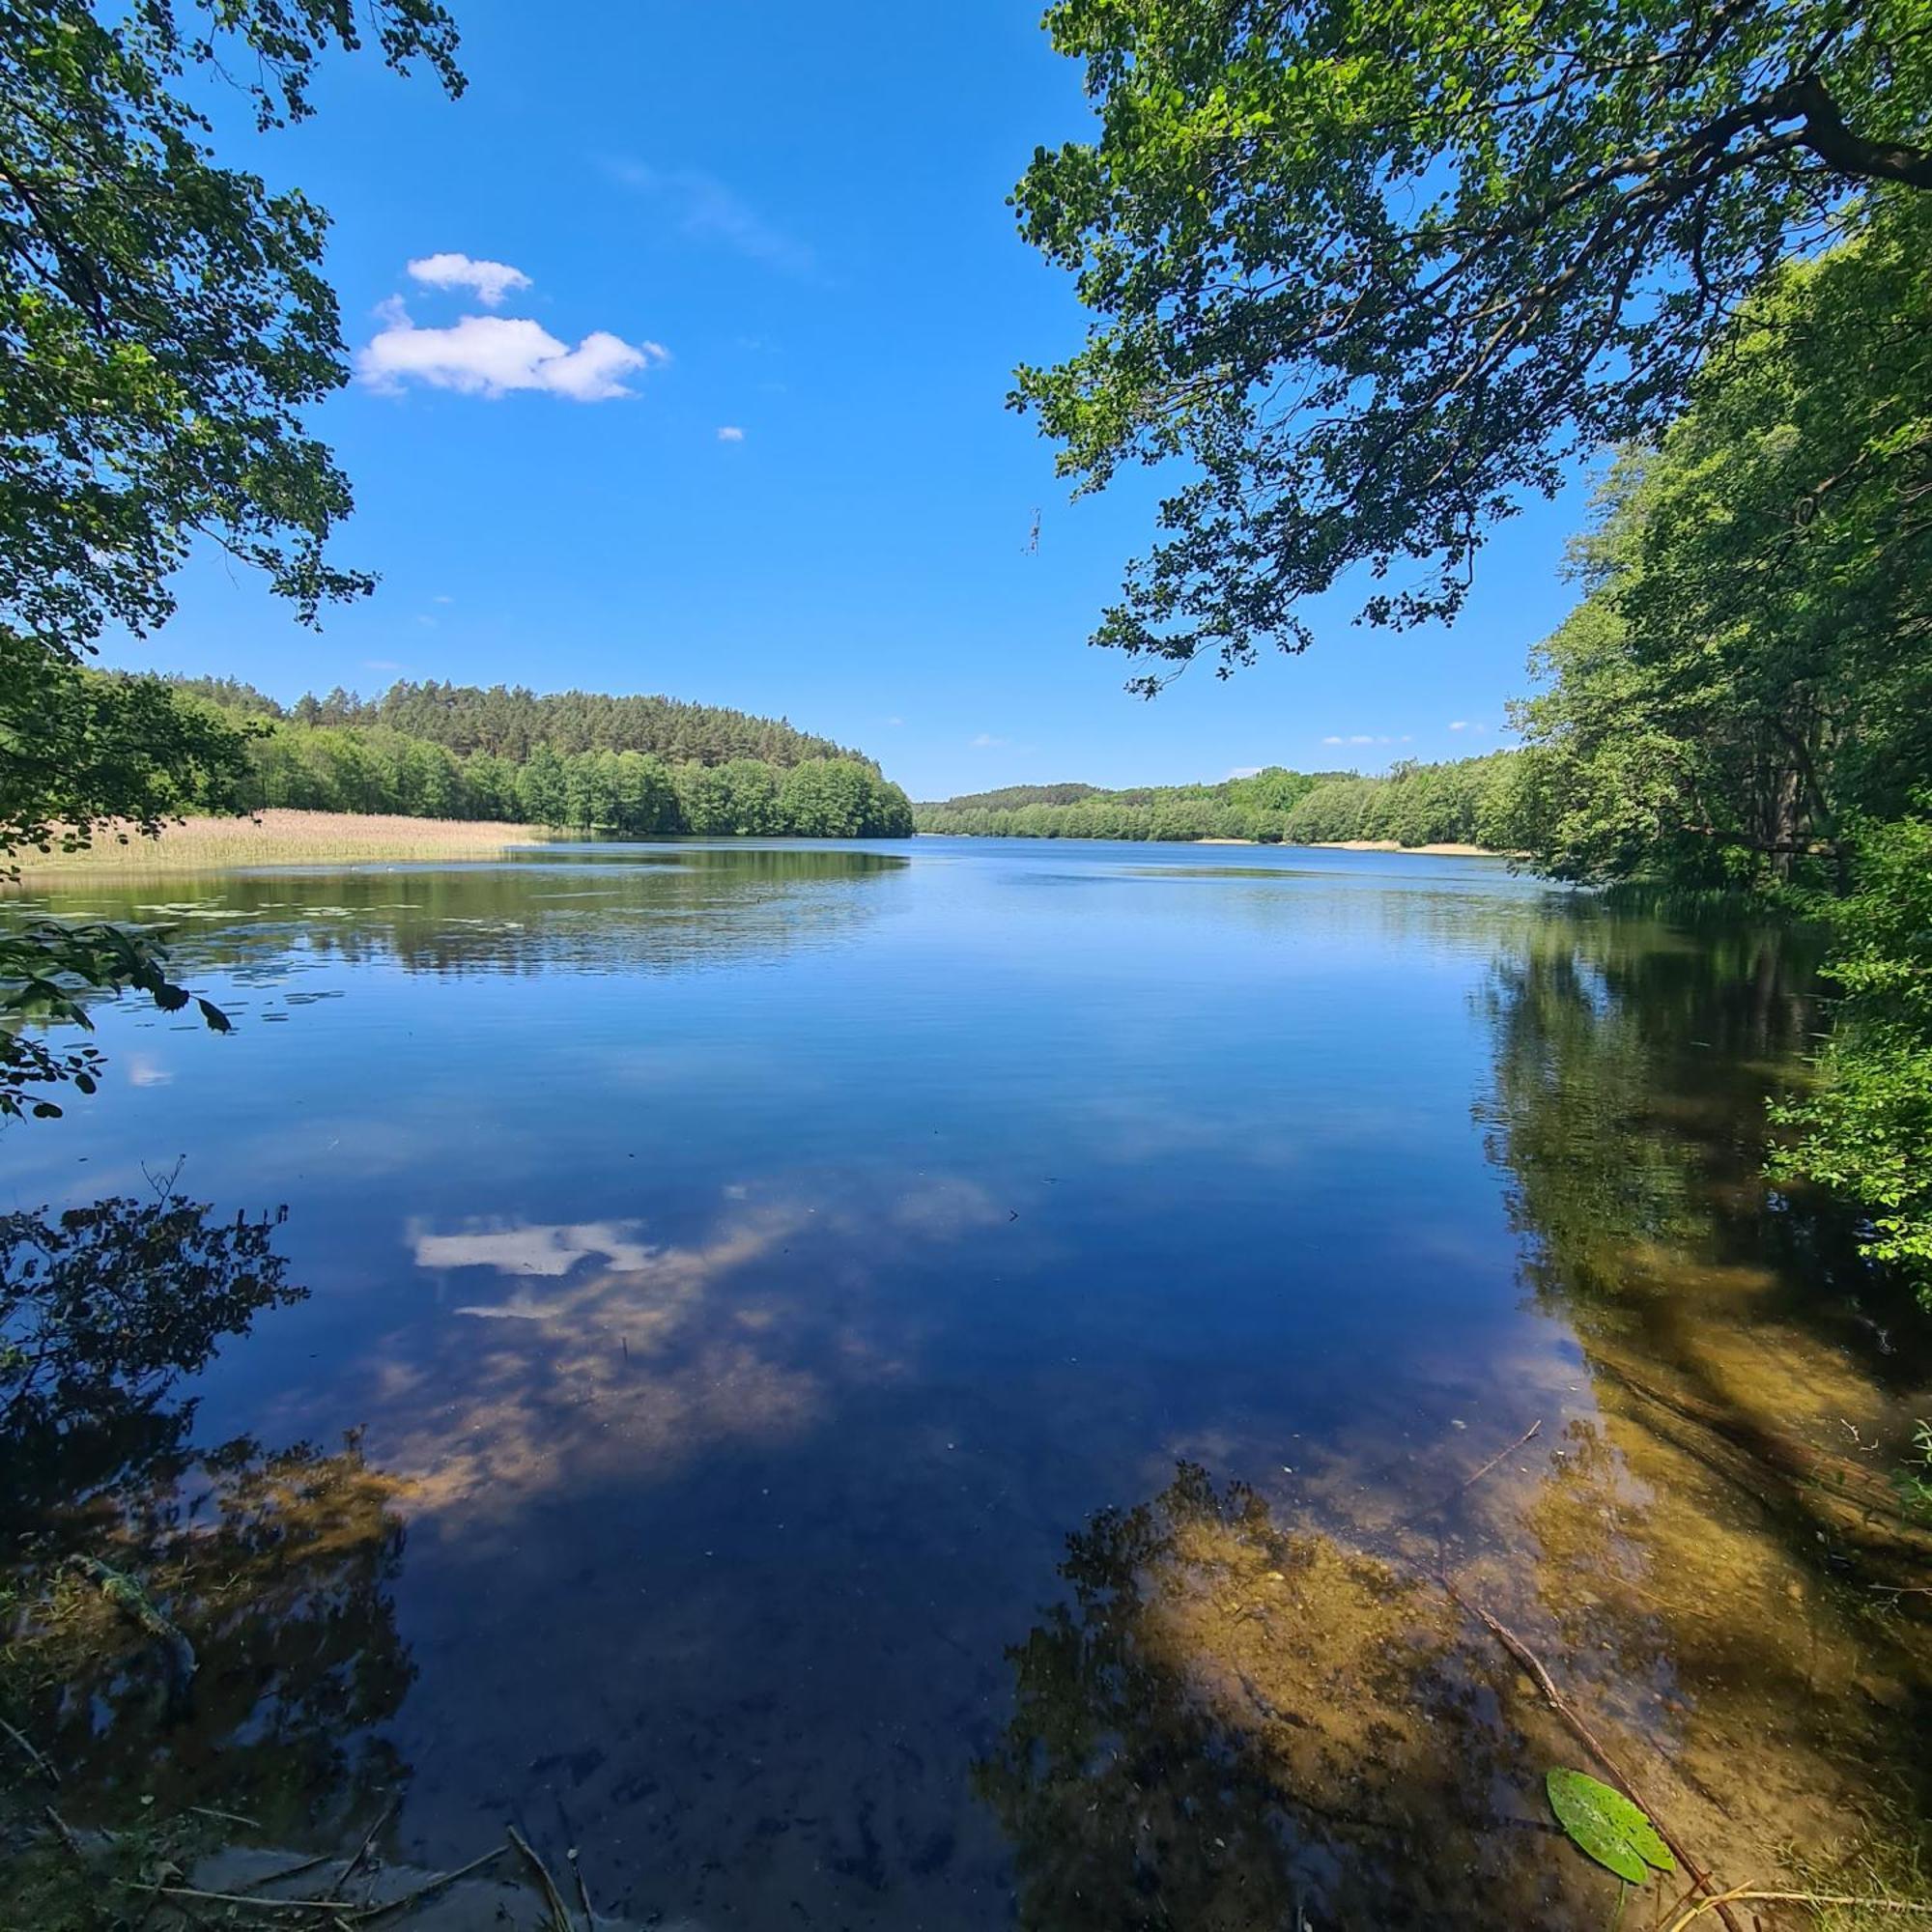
top-left (8, 810), bottom-right (546, 875)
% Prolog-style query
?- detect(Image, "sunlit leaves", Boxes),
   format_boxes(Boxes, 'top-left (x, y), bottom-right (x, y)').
top-left (0, 2), bottom-right (463, 1118)
top-left (1012, 0), bottom-right (1932, 686)
top-left (1506, 195), bottom-right (1932, 888)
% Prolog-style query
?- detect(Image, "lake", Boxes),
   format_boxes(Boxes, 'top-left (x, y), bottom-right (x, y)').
top-left (6, 838), bottom-right (1929, 1929)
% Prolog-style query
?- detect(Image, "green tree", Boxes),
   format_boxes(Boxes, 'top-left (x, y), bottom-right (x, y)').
top-left (673, 761), bottom-right (737, 836)
top-left (1510, 197), bottom-right (1932, 887)
top-left (0, 0), bottom-right (463, 1111)
top-left (611, 751), bottom-right (678, 834)
top-left (1013, 0), bottom-right (1932, 689)
top-left (1772, 816), bottom-right (1932, 1306)
top-left (781, 759), bottom-right (872, 838)
top-left (515, 744), bottom-right (569, 828)
top-left (721, 758), bottom-right (782, 834)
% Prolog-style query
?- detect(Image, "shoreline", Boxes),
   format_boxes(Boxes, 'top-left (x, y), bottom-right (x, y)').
top-left (1308, 838), bottom-right (1500, 857)
top-left (7, 810), bottom-right (545, 876)
top-left (1193, 836), bottom-right (1503, 856)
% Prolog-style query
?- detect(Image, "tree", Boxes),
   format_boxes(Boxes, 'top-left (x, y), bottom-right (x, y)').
top-left (0, 0), bottom-right (464, 1110)
top-left (1509, 196), bottom-right (1932, 887)
top-left (721, 757), bottom-right (782, 835)
top-left (1012, 0), bottom-right (1932, 690)
top-left (780, 759), bottom-right (873, 838)
top-left (674, 761), bottom-right (737, 836)
top-left (515, 744), bottom-right (570, 828)
top-left (1, 2), bottom-right (461, 664)
top-left (1771, 817), bottom-right (1932, 1306)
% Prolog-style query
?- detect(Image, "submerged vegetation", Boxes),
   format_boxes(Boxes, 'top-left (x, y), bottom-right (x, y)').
top-left (978, 900), bottom-right (1932, 1928)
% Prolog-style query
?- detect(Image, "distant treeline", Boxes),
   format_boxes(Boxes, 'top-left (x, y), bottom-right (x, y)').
top-left (153, 677), bottom-right (914, 838)
top-left (172, 677), bottom-right (868, 768)
top-left (914, 754), bottom-right (1518, 847)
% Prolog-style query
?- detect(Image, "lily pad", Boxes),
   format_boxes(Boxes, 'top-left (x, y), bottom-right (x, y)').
top-left (1546, 1769), bottom-right (1676, 1885)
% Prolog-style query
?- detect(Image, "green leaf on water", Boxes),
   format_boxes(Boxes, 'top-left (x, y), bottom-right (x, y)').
top-left (1546, 1770), bottom-right (1676, 1885)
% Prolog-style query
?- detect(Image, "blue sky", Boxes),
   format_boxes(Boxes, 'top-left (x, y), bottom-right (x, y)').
top-left (107, 0), bottom-right (1599, 800)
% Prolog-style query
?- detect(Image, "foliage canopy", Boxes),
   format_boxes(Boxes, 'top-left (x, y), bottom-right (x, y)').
top-left (0, 0), bottom-right (462, 1114)
top-left (1014, 0), bottom-right (1932, 688)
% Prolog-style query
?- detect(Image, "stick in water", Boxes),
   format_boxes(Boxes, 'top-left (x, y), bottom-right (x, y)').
top-left (507, 1825), bottom-right (578, 1932)
top-left (0, 1714), bottom-right (58, 1786)
top-left (1401, 1418), bottom-right (1544, 1527)
top-left (323, 1795), bottom-right (399, 1902)
top-left (1441, 1575), bottom-right (1745, 1932)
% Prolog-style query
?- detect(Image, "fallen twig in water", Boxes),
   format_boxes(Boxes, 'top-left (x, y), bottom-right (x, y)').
top-left (1663, 1884), bottom-right (1932, 1931)
top-left (65, 1553), bottom-right (198, 1690)
top-left (322, 1796), bottom-right (398, 1902)
top-left (0, 1712), bottom-right (58, 1784)
top-left (188, 1803), bottom-right (261, 1829)
top-left (43, 1805), bottom-right (85, 1861)
top-left (569, 1846), bottom-right (595, 1928)
top-left (1401, 1418), bottom-right (1543, 1527)
top-left (351, 1843), bottom-right (510, 1924)
top-left (131, 1887), bottom-right (347, 1916)
top-left (1441, 1573), bottom-right (1744, 1932)
top-left (508, 1825), bottom-right (578, 1931)
top-left (237, 1847), bottom-right (343, 1896)
top-left (137, 1841), bottom-right (511, 1925)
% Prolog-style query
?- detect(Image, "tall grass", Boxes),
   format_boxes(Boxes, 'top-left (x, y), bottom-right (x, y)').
top-left (7, 810), bottom-right (546, 874)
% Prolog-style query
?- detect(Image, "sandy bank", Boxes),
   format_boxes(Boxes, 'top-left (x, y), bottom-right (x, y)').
top-left (1312, 838), bottom-right (1501, 857)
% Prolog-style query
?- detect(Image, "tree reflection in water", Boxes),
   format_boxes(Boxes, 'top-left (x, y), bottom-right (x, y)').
top-left (983, 899), bottom-right (1932, 1931)
top-left (977, 1463), bottom-right (1595, 1932)
top-left (2, 1192), bottom-right (415, 1842)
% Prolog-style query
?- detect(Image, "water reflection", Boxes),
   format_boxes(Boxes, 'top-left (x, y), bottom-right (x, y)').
top-left (982, 895), bottom-right (1931, 1929)
top-left (1, 1192), bottom-right (301, 1526)
top-left (379, 1179), bottom-right (1008, 1522)
top-left (13, 844), bottom-right (908, 983)
top-left (2, 1193), bottom-right (415, 1843)
top-left (979, 1463), bottom-right (1594, 1931)
top-left (5, 847), bottom-right (1929, 1925)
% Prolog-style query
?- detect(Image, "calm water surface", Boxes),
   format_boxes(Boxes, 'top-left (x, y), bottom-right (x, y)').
top-left (5, 839), bottom-right (1929, 1928)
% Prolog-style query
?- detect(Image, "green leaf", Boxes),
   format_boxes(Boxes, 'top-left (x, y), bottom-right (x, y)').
top-left (1546, 1770), bottom-right (1675, 1886)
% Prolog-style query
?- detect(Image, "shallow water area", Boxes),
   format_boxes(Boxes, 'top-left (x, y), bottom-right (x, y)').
top-left (3, 838), bottom-right (1927, 1929)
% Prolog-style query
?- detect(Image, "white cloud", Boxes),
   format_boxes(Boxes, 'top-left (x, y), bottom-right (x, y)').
top-left (412, 1217), bottom-right (659, 1279)
top-left (885, 716), bottom-right (904, 727)
top-left (407, 252), bottom-right (532, 306)
top-left (1449, 720), bottom-right (1469, 731)
top-left (1226, 765), bottom-right (1263, 780)
top-left (1321, 732), bottom-right (1394, 747)
top-left (608, 159), bottom-right (817, 276)
top-left (969, 732), bottom-right (1011, 750)
top-left (432, 594), bottom-right (454, 606)
top-left (357, 298), bottom-right (668, 402)
top-left (716, 425), bottom-right (746, 442)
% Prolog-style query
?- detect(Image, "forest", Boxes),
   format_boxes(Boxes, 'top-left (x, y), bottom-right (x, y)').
top-left (141, 676), bottom-right (916, 838)
top-left (915, 754), bottom-right (1518, 845)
